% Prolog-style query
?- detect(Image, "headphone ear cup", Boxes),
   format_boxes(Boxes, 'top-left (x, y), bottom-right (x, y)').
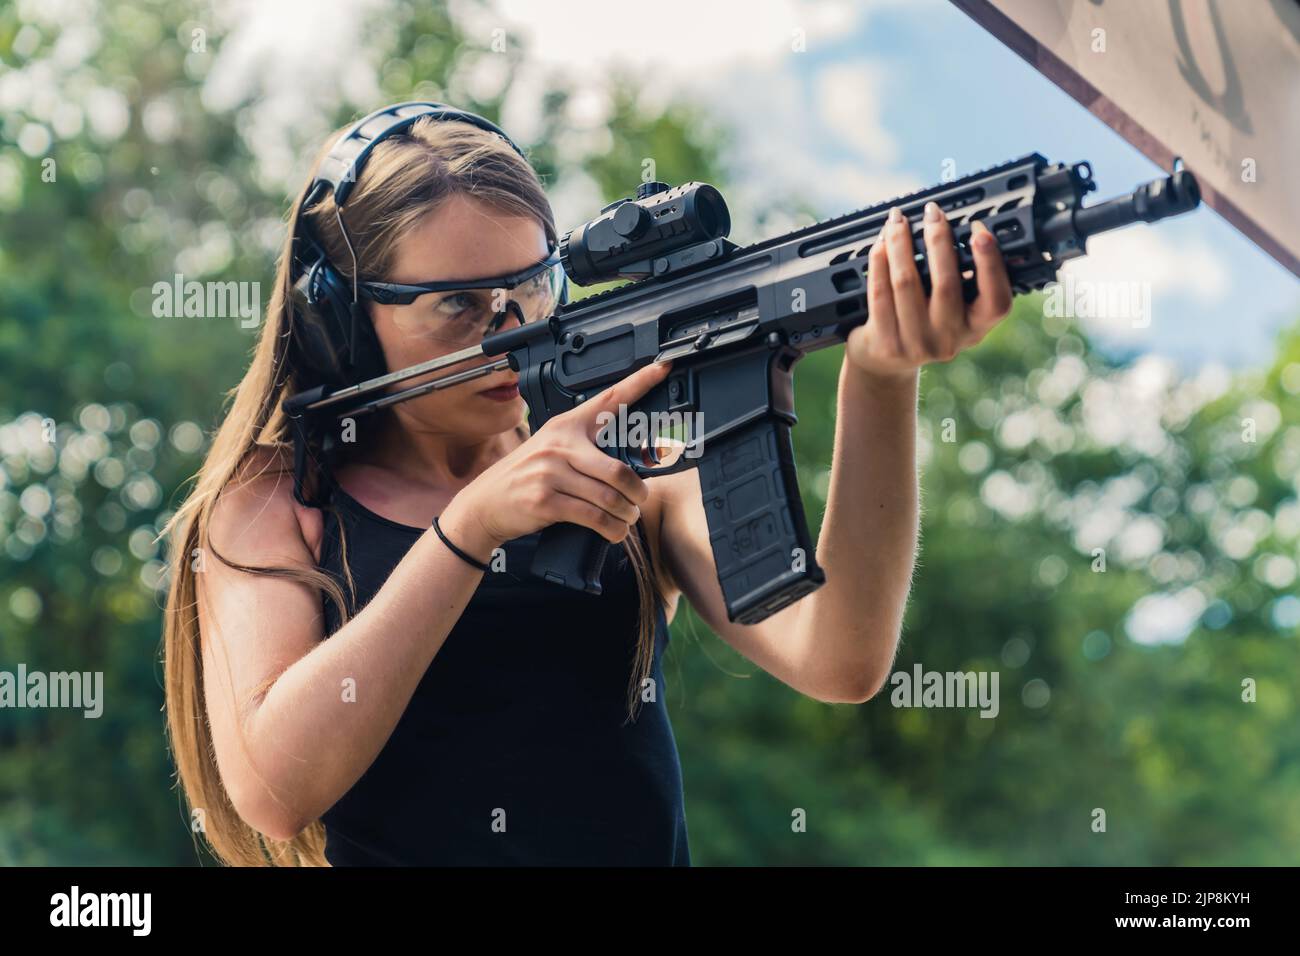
top-left (290, 253), bottom-right (389, 389)
top-left (313, 261), bottom-right (362, 378)
top-left (318, 266), bottom-right (388, 384)
top-left (289, 260), bottom-right (352, 388)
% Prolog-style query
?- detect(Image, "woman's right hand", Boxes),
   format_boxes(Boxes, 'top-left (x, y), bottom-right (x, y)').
top-left (440, 360), bottom-right (675, 558)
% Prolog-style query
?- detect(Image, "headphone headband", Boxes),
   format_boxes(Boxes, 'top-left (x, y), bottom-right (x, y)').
top-left (311, 101), bottom-right (526, 208)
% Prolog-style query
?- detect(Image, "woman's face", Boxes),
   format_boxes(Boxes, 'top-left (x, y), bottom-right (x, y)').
top-left (366, 192), bottom-right (552, 438)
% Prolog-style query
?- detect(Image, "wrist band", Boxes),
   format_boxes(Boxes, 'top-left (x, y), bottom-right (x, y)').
top-left (432, 515), bottom-right (492, 572)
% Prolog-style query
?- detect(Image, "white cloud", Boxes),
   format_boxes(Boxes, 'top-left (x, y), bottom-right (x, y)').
top-left (486, 0), bottom-right (876, 77)
top-left (488, 0), bottom-right (920, 220)
top-left (1058, 225), bottom-right (1230, 341)
top-left (814, 61), bottom-right (899, 167)
top-left (704, 60), bottom-right (922, 226)
top-left (212, 0), bottom-right (925, 241)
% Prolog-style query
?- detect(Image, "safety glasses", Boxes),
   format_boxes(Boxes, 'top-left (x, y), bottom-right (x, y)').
top-left (357, 249), bottom-right (566, 307)
top-left (368, 251), bottom-right (563, 348)
top-left (358, 249), bottom-right (567, 348)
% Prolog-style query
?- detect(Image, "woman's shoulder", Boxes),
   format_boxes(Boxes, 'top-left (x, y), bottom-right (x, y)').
top-left (209, 442), bottom-right (326, 565)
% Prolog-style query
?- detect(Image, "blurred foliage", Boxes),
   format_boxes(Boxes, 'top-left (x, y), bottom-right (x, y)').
top-left (0, 0), bottom-right (1296, 865)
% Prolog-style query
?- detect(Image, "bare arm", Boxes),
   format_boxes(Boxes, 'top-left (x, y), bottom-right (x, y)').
top-left (198, 466), bottom-right (495, 841)
top-left (792, 362), bottom-right (919, 697)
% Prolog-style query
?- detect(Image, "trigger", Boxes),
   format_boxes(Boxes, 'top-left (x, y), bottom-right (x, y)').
top-left (636, 431), bottom-right (666, 469)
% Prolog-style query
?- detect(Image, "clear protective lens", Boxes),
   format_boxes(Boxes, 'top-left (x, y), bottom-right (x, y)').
top-left (390, 260), bottom-right (565, 348)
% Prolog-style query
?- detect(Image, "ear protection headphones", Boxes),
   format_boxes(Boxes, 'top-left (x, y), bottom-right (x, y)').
top-left (287, 101), bottom-right (534, 390)
top-left (285, 100), bottom-right (556, 509)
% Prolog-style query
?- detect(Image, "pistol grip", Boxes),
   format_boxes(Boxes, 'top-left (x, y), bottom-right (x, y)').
top-left (530, 521), bottom-right (609, 595)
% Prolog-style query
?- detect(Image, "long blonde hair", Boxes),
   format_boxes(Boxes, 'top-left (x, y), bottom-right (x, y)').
top-left (161, 113), bottom-right (668, 866)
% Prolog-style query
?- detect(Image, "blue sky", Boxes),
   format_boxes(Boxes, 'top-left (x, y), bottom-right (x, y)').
top-left (813, 0), bottom-right (1300, 371)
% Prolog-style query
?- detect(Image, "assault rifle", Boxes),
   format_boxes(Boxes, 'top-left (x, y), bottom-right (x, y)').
top-left (285, 153), bottom-right (1200, 624)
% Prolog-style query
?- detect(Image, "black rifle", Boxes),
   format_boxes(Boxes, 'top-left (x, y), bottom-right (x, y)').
top-left (284, 153), bottom-right (1200, 625)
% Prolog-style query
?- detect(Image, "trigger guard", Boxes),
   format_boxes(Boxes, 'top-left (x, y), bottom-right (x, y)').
top-left (628, 446), bottom-right (688, 479)
top-left (600, 430), bottom-right (689, 478)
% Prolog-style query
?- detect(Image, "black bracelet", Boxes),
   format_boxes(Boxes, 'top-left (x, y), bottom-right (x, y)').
top-left (431, 515), bottom-right (492, 572)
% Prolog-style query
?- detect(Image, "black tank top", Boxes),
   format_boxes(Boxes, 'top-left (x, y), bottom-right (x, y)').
top-left (315, 488), bottom-right (690, 866)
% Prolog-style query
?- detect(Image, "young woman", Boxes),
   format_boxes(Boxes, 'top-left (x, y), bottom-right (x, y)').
top-left (162, 105), bottom-right (1013, 867)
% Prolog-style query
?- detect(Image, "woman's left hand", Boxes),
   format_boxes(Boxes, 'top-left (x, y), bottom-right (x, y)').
top-left (845, 201), bottom-right (1014, 381)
